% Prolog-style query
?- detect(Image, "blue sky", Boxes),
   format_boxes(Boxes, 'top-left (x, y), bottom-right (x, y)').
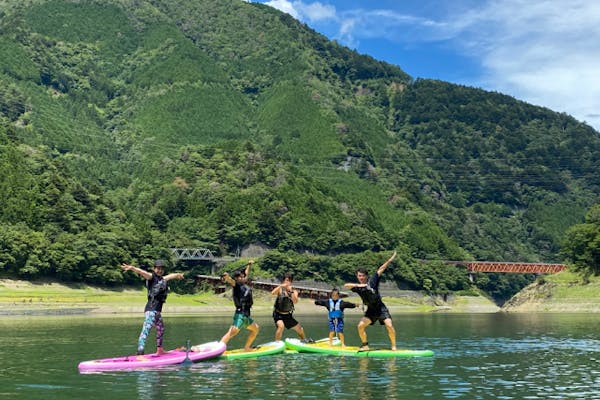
top-left (251, 0), bottom-right (600, 131)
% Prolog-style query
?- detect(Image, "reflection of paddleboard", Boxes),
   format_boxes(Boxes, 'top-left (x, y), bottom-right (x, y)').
top-left (78, 341), bottom-right (226, 372)
top-left (285, 338), bottom-right (434, 358)
top-left (219, 340), bottom-right (285, 360)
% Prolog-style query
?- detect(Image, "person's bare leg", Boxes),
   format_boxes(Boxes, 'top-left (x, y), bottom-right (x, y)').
top-left (220, 326), bottom-right (240, 344)
top-left (384, 319), bottom-right (396, 350)
top-left (244, 323), bottom-right (259, 351)
top-left (274, 320), bottom-right (285, 341)
top-left (292, 324), bottom-right (305, 340)
top-left (358, 318), bottom-right (369, 350)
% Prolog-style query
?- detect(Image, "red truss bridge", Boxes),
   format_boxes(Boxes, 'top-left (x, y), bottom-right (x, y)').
top-left (443, 261), bottom-right (567, 274)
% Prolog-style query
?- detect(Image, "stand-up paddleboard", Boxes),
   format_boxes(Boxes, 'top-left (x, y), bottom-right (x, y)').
top-left (219, 340), bottom-right (285, 360)
top-left (285, 338), bottom-right (434, 358)
top-left (283, 337), bottom-right (339, 353)
top-left (78, 341), bottom-right (226, 372)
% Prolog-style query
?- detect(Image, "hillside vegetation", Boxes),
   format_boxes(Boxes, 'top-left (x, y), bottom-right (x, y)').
top-left (0, 0), bottom-right (599, 304)
top-left (502, 271), bottom-right (600, 312)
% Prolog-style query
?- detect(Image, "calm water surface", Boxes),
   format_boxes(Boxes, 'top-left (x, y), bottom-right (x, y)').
top-left (0, 312), bottom-right (598, 399)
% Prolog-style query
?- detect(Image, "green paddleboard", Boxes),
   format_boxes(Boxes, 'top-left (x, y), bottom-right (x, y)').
top-left (284, 338), bottom-right (434, 358)
top-left (219, 340), bottom-right (286, 360)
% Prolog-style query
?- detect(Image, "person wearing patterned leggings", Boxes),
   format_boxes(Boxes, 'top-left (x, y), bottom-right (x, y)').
top-left (121, 259), bottom-right (184, 355)
top-left (137, 311), bottom-right (165, 353)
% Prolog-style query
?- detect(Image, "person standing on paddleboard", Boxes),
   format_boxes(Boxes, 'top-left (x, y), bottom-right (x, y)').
top-left (344, 251), bottom-right (398, 351)
top-left (272, 272), bottom-right (308, 341)
top-left (219, 260), bottom-right (260, 351)
top-left (314, 288), bottom-right (357, 346)
top-left (121, 259), bottom-right (184, 356)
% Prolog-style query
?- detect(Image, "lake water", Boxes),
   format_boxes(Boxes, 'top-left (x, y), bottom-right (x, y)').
top-left (0, 312), bottom-right (598, 399)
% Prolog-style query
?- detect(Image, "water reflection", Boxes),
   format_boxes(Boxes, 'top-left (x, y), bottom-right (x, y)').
top-left (3, 314), bottom-right (600, 400)
top-left (136, 371), bottom-right (164, 400)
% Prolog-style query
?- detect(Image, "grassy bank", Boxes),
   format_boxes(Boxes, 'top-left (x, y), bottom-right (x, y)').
top-left (0, 278), bottom-right (499, 316)
top-left (502, 271), bottom-right (600, 312)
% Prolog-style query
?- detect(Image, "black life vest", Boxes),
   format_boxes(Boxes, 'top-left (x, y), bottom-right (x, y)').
top-left (233, 283), bottom-right (253, 312)
top-left (275, 290), bottom-right (294, 313)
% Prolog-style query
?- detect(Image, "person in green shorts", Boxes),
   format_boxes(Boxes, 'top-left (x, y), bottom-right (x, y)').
top-left (220, 260), bottom-right (260, 351)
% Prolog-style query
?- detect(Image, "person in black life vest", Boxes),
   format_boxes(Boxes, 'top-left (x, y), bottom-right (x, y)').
top-left (271, 272), bottom-right (307, 341)
top-left (343, 251), bottom-right (397, 351)
top-left (121, 259), bottom-right (184, 356)
top-left (219, 259), bottom-right (260, 351)
top-left (314, 288), bottom-right (357, 346)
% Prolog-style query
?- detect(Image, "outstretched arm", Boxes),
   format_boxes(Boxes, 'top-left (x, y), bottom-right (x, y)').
top-left (222, 272), bottom-right (235, 286)
top-left (341, 300), bottom-right (358, 310)
top-left (314, 298), bottom-right (328, 307)
top-left (377, 251), bottom-right (397, 276)
top-left (343, 283), bottom-right (367, 289)
top-left (121, 263), bottom-right (152, 280)
top-left (244, 259), bottom-right (254, 277)
top-left (164, 272), bottom-right (184, 282)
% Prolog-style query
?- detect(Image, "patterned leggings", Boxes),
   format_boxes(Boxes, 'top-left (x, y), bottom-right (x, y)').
top-left (137, 311), bottom-right (164, 353)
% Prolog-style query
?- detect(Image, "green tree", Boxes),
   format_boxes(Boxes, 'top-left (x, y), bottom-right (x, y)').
top-left (561, 204), bottom-right (600, 276)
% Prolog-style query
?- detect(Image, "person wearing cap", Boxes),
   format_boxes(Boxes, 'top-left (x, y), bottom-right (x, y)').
top-left (121, 259), bottom-right (184, 356)
top-left (219, 260), bottom-right (260, 351)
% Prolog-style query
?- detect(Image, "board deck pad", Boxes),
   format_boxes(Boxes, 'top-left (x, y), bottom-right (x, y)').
top-left (285, 338), bottom-right (434, 358)
top-left (218, 340), bottom-right (286, 360)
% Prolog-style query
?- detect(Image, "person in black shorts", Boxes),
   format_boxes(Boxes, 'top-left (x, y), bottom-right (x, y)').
top-left (271, 272), bottom-right (307, 341)
top-left (219, 260), bottom-right (260, 351)
top-left (344, 251), bottom-right (397, 351)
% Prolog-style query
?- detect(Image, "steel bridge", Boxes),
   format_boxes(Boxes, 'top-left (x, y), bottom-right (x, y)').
top-left (170, 248), bottom-right (238, 263)
top-left (442, 261), bottom-right (567, 274)
top-left (171, 249), bottom-right (568, 274)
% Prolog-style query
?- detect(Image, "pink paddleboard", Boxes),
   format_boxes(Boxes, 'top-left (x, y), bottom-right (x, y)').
top-left (78, 341), bottom-right (226, 372)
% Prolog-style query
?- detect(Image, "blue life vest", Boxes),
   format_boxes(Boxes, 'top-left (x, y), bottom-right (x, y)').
top-left (328, 298), bottom-right (343, 319)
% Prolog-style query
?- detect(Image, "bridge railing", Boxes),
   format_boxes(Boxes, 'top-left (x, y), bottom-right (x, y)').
top-left (439, 260), bottom-right (567, 274)
top-left (170, 248), bottom-right (239, 263)
top-left (196, 275), bottom-right (349, 299)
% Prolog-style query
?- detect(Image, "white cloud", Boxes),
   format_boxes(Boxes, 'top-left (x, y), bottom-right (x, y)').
top-left (264, 0), bottom-right (300, 19)
top-left (333, 8), bottom-right (449, 49)
top-left (260, 0), bottom-right (600, 130)
top-left (300, 2), bottom-right (336, 22)
top-left (451, 0), bottom-right (600, 129)
top-left (264, 0), bottom-right (335, 22)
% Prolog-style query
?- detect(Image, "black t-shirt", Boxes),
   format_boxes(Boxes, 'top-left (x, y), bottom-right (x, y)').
top-left (351, 272), bottom-right (384, 309)
top-left (145, 272), bottom-right (168, 312)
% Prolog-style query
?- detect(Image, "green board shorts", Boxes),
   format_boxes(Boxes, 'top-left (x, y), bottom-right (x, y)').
top-left (232, 312), bottom-right (253, 329)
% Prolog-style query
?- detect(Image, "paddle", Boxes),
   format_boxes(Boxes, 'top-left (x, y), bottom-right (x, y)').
top-left (182, 339), bottom-right (192, 365)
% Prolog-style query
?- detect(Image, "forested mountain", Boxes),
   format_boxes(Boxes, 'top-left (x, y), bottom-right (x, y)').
top-left (1, 0), bottom-right (598, 302)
